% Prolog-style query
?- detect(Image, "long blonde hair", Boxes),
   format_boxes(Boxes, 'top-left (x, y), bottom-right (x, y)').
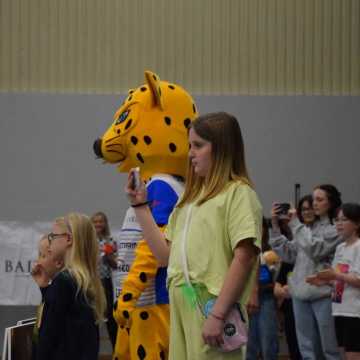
top-left (178, 112), bottom-right (252, 207)
top-left (55, 212), bottom-right (106, 322)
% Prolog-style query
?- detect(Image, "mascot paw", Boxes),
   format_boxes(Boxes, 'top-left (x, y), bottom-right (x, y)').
top-left (113, 301), bottom-right (134, 327)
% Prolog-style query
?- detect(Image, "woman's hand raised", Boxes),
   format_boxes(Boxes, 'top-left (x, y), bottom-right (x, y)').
top-left (202, 315), bottom-right (224, 348)
top-left (125, 168), bottom-right (147, 206)
top-left (31, 262), bottom-right (51, 288)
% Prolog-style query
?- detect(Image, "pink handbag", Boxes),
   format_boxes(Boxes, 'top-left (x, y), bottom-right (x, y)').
top-left (203, 299), bottom-right (248, 352)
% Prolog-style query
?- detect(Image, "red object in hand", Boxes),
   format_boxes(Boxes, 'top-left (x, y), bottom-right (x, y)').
top-left (103, 243), bottom-right (115, 255)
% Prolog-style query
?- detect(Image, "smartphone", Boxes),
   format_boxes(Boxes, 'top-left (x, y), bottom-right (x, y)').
top-left (130, 167), bottom-right (141, 190)
top-left (276, 203), bottom-right (290, 216)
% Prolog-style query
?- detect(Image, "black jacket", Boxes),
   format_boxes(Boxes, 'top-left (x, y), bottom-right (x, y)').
top-left (35, 270), bottom-right (99, 360)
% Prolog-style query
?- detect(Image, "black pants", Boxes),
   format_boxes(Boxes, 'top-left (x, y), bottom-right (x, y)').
top-left (101, 277), bottom-right (118, 349)
top-left (281, 299), bottom-right (302, 360)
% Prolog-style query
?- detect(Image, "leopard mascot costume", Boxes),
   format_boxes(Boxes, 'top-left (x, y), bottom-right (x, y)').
top-left (93, 70), bottom-right (198, 360)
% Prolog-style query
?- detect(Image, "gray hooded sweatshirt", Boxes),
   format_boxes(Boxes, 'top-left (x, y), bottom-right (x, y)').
top-left (269, 217), bottom-right (342, 301)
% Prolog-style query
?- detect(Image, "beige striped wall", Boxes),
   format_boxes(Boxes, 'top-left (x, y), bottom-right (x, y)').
top-left (0, 0), bottom-right (359, 95)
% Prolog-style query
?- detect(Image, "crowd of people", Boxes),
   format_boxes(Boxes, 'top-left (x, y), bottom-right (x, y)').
top-left (247, 188), bottom-right (360, 360)
top-left (28, 112), bottom-right (360, 360)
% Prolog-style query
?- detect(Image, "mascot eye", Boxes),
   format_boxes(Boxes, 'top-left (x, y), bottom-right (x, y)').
top-left (115, 110), bottom-right (130, 125)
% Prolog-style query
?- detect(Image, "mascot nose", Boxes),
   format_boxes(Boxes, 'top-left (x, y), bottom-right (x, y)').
top-left (93, 138), bottom-right (103, 158)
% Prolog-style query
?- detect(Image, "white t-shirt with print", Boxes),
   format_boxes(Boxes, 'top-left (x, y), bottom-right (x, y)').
top-left (332, 238), bottom-right (360, 318)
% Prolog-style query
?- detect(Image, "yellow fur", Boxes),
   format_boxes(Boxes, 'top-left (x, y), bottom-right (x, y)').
top-left (99, 70), bottom-right (198, 180)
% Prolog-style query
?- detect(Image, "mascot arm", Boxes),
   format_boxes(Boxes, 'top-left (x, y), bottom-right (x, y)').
top-left (114, 179), bottom-right (178, 326)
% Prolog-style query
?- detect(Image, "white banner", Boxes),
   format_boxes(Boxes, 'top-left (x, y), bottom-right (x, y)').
top-left (0, 221), bottom-right (51, 305)
top-left (0, 221), bottom-right (123, 305)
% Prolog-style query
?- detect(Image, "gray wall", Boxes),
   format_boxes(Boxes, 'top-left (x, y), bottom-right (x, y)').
top-left (1, 93), bottom-right (359, 225)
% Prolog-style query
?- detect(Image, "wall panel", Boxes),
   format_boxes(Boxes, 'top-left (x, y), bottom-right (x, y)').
top-left (0, 0), bottom-right (359, 94)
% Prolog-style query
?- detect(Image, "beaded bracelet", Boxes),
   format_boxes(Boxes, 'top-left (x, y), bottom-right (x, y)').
top-left (131, 201), bottom-right (149, 208)
top-left (209, 312), bottom-right (225, 322)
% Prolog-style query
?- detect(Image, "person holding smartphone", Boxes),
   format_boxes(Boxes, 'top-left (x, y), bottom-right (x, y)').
top-left (269, 186), bottom-right (342, 360)
top-left (125, 112), bottom-right (262, 360)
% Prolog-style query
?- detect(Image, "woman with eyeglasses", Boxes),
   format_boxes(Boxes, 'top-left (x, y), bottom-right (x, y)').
top-left (307, 203), bottom-right (360, 360)
top-left (270, 186), bottom-right (342, 360)
top-left (31, 213), bottom-right (106, 360)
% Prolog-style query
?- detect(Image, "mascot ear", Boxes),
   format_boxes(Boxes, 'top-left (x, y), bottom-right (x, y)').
top-left (145, 70), bottom-right (164, 110)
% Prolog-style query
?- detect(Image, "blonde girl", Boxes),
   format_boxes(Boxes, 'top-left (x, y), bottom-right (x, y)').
top-left (125, 112), bottom-right (262, 360)
top-left (34, 212), bottom-right (106, 360)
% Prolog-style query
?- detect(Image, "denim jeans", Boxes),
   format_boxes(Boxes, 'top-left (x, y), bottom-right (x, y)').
top-left (292, 297), bottom-right (340, 360)
top-left (246, 291), bottom-right (279, 360)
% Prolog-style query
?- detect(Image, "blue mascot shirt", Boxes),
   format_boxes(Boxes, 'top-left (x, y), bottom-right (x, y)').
top-left (147, 176), bottom-right (184, 304)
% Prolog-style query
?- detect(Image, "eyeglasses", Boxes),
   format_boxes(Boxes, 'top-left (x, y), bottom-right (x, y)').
top-left (334, 217), bottom-right (349, 223)
top-left (47, 232), bottom-right (69, 244)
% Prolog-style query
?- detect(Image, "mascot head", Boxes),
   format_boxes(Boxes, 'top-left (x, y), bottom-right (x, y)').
top-left (93, 70), bottom-right (198, 180)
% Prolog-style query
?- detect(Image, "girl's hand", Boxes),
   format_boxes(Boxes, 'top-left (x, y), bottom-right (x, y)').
top-left (306, 274), bottom-right (329, 286)
top-left (274, 283), bottom-right (289, 300)
top-left (31, 262), bottom-right (51, 288)
top-left (288, 207), bottom-right (298, 222)
top-left (246, 288), bottom-right (259, 315)
top-left (271, 203), bottom-right (281, 219)
top-left (271, 203), bottom-right (281, 228)
top-left (272, 203), bottom-right (296, 222)
top-left (316, 268), bottom-right (337, 281)
top-left (202, 316), bottom-right (224, 348)
top-left (274, 282), bottom-right (284, 299)
top-left (282, 285), bottom-right (291, 298)
top-left (125, 169), bottom-right (147, 206)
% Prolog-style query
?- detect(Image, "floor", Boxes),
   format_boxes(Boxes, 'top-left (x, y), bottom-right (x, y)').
top-left (99, 320), bottom-right (113, 358)
top-left (99, 325), bottom-right (292, 359)
top-left (0, 306), bottom-right (291, 359)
